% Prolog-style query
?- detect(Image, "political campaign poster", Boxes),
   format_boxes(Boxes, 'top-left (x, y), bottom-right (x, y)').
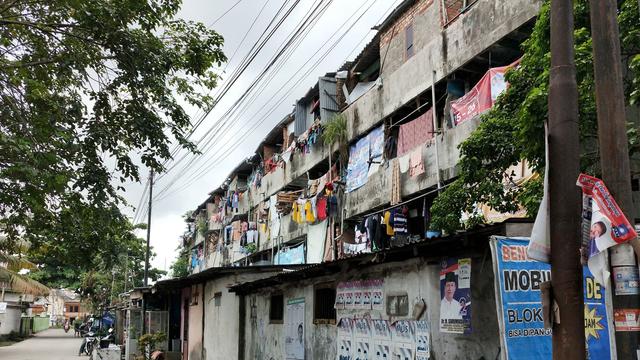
top-left (415, 320), bottom-right (431, 360)
top-left (439, 257), bottom-right (472, 334)
top-left (335, 282), bottom-right (346, 310)
top-left (577, 173), bottom-right (637, 286)
top-left (362, 280), bottom-right (372, 310)
top-left (353, 280), bottom-right (363, 309)
top-left (371, 279), bottom-right (384, 311)
top-left (391, 319), bottom-right (414, 360)
top-left (371, 319), bottom-right (391, 360)
top-left (337, 317), bottom-right (354, 360)
top-left (491, 236), bottom-right (613, 360)
top-left (285, 298), bottom-right (305, 360)
top-left (344, 281), bottom-right (355, 310)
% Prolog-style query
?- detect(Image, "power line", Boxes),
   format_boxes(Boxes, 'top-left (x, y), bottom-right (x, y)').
top-left (154, 0), bottom-right (385, 200)
top-left (208, 0), bottom-right (245, 27)
top-left (153, 0), bottom-right (332, 197)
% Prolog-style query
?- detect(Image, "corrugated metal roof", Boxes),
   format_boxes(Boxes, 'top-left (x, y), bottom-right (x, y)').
top-left (229, 219), bottom-right (532, 294)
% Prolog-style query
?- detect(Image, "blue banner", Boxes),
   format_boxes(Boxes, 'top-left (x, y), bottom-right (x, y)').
top-left (492, 237), bottom-right (611, 360)
top-left (346, 135), bottom-right (370, 192)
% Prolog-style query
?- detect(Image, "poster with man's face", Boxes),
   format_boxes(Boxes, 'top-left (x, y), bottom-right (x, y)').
top-left (439, 257), bottom-right (472, 334)
top-left (285, 298), bottom-right (305, 360)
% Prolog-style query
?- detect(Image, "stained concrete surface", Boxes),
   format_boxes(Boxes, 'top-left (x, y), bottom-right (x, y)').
top-left (0, 328), bottom-right (84, 360)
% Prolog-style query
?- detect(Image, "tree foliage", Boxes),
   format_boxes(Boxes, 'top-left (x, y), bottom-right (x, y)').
top-left (0, 0), bottom-right (224, 304)
top-left (430, 0), bottom-right (640, 233)
top-left (0, 0), bottom-right (225, 242)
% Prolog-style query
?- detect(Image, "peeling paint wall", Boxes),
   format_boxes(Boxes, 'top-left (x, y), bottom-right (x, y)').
top-left (243, 248), bottom-right (502, 360)
top-left (202, 272), bottom-right (284, 360)
top-left (344, 0), bottom-right (541, 141)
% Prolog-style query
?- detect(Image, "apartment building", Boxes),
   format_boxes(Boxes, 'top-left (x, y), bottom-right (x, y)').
top-left (150, 1), bottom-right (552, 359)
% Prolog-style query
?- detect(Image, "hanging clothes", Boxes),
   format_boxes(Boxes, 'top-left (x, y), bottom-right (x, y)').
top-left (391, 158), bottom-right (401, 205)
top-left (383, 211), bottom-right (395, 236)
top-left (397, 109), bottom-right (434, 157)
top-left (305, 200), bottom-right (315, 223)
top-left (316, 196), bottom-right (328, 221)
top-left (409, 148), bottom-right (425, 177)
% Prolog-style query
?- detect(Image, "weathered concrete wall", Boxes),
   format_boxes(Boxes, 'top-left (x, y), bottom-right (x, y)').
top-left (243, 252), bottom-right (501, 360)
top-left (0, 304), bottom-right (22, 335)
top-left (255, 141), bottom-right (338, 203)
top-left (188, 284), bottom-right (204, 360)
top-left (345, 116), bottom-right (481, 217)
top-left (379, 0), bottom-right (437, 77)
top-left (345, 0), bottom-right (540, 141)
top-left (244, 283), bottom-right (334, 360)
top-left (203, 272), bottom-right (283, 360)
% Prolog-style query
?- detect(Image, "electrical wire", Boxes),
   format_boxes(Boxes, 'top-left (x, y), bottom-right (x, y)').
top-left (154, 0), bottom-right (385, 201)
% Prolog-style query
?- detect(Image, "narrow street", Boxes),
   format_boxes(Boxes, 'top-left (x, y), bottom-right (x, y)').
top-left (0, 328), bottom-right (84, 360)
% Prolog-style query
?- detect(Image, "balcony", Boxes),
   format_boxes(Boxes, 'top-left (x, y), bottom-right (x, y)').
top-left (343, 0), bottom-right (539, 143)
top-left (345, 116), bottom-right (481, 218)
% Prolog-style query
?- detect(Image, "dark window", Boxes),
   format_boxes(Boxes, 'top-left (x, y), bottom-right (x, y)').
top-left (269, 294), bottom-right (284, 323)
top-left (405, 23), bottom-right (414, 59)
top-left (214, 292), bottom-right (222, 307)
top-left (314, 287), bottom-right (336, 324)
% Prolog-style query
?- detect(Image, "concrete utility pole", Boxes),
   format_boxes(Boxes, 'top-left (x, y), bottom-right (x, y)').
top-left (548, 1), bottom-right (585, 359)
top-left (589, 0), bottom-right (640, 357)
top-left (143, 170), bottom-right (154, 287)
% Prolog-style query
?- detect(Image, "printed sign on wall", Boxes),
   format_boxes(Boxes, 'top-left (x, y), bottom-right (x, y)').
top-left (491, 236), bottom-right (613, 360)
top-left (439, 257), bottom-right (472, 334)
top-left (285, 298), bottom-right (305, 360)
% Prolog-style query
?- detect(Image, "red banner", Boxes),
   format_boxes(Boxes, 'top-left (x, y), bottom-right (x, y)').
top-left (451, 60), bottom-right (520, 126)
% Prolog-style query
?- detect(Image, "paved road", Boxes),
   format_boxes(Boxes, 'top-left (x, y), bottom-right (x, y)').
top-left (0, 328), bottom-right (84, 360)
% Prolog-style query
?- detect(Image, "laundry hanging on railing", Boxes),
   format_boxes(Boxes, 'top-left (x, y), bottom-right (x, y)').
top-left (397, 109), bottom-right (433, 157)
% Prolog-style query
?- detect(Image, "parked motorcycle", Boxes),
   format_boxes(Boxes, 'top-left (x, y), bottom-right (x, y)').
top-left (78, 331), bottom-right (98, 357)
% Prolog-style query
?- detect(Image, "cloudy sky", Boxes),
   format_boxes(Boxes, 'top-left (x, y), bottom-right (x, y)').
top-left (120, 0), bottom-right (401, 275)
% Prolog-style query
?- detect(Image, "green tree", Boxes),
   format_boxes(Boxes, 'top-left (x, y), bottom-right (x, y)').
top-left (430, 0), bottom-right (640, 233)
top-left (0, 0), bottom-right (226, 243)
top-left (170, 243), bottom-right (190, 278)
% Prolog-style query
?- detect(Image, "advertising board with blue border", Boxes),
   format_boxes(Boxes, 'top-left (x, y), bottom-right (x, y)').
top-left (490, 236), bottom-right (613, 360)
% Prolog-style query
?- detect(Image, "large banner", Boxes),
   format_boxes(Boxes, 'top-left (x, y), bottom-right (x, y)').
top-left (491, 237), bottom-right (613, 360)
top-left (285, 298), bottom-right (305, 360)
top-left (451, 60), bottom-right (519, 126)
top-left (346, 135), bottom-right (370, 192)
top-left (346, 125), bottom-right (384, 192)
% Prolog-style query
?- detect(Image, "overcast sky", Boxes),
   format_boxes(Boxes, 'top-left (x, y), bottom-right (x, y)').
top-left (120, 0), bottom-right (400, 276)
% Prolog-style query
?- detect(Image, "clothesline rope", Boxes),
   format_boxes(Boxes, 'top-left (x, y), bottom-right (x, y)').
top-left (350, 181), bottom-right (452, 220)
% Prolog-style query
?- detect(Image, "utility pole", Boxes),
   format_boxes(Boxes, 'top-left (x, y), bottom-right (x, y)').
top-left (548, 1), bottom-right (585, 359)
top-left (143, 170), bottom-right (154, 286)
top-left (142, 170), bottom-right (153, 335)
top-left (589, 0), bottom-right (640, 357)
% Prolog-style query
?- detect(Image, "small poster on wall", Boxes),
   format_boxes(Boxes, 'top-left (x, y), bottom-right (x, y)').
top-left (285, 298), bottom-right (305, 360)
top-left (371, 279), bottom-right (384, 311)
top-left (415, 320), bottom-right (431, 360)
top-left (335, 283), bottom-right (346, 310)
top-left (337, 318), bottom-right (354, 360)
top-left (439, 257), bottom-right (472, 334)
top-left (353, 280), bottom-right (363, 309)
top-left (391, 320), bottom-right (415, 360)
top-left (371, 319), bottom-right (391, 360)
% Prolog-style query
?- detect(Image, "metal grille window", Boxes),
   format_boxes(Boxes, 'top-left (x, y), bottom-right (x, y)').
top-left (214, 292), bottom-right (222, 307)
top-left (405, 23), bottom-right (414, 59)
top-left (314, 287), bottom-right (336, 324)
top-left (269, 294), bottom-right (284, 323)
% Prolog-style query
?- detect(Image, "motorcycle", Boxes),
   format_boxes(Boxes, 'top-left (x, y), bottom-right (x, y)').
top-left (79, 331), bottom-right (98, 357)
